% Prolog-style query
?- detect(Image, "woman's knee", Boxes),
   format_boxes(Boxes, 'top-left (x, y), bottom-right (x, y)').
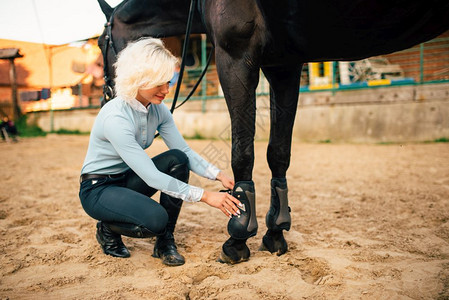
top-left (167, 149), bottom-right (188, 166)
top-left (153, 149), bottom-right (189, 174)
top-left (164, 150), bottom-right (189, 182)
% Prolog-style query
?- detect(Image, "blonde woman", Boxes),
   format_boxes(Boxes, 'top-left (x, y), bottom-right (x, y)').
top-left (79, 38), bottom-right (241, 266)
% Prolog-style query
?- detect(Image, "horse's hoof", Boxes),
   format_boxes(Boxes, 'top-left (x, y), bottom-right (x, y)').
top-left (217, 250), bottom-right (249, 264)
top-left (217, 237), bottom-right (250, 264)
top-left (259, 230), bottom-right (288, 256)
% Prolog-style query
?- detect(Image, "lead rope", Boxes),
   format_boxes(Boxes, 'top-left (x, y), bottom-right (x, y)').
top-left (170, 0), bottom-right (198, 113)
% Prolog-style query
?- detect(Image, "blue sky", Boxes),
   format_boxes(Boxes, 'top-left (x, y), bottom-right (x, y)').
top-left (0, 0), bottom-right (122, 45)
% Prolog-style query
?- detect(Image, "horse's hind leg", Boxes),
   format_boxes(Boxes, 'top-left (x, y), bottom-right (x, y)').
top-left (260, 64), bottom-right (302, 255)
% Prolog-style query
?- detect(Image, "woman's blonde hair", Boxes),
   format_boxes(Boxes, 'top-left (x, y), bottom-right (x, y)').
top-left (114, 38), bottom-right (177, 102)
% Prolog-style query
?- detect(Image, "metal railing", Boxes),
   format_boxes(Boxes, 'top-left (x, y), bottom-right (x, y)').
top-left (170, 34), bottom-right (449, 103)
top-left (23, 33), bottom-right (448, 114)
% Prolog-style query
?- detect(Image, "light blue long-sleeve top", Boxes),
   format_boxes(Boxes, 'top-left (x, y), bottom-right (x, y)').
top-left (81, 97), bottom-right (220, 202)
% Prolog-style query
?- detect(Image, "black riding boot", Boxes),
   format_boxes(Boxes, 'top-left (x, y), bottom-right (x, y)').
top-left (153, 230), bottom-right (185, 266)
top-left (153, 193), bottom-right (185, 266)
top-left (96, 221), bottom-right (130, 258)
top-left (153, 161), bottom-right (188, 266)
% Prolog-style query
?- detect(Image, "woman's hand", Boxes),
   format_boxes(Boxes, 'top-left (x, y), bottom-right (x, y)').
top-left (216, 171), bottom-right (235, 190)
top-left (201, 190), bottom-right (242, 218)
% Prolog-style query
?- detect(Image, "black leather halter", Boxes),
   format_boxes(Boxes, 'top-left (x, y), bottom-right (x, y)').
top-left (101, 0), bottom-right (212, 113)
top-left (101, 11), bottom-right (118, 104)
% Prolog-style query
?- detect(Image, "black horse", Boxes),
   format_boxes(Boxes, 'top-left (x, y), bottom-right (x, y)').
top-left (97, 0), bottom-right (449, 264)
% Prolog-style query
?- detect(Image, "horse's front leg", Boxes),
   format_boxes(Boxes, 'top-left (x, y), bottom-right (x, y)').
top-left (213, 45), bottom-right (261, 264)
top-left (259, 64), bottom-right (302, 255)
top-left (204, 0), bottom-right (266, 263)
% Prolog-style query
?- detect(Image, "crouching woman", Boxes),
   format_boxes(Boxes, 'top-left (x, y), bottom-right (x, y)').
top-left (79, 38), bottom-right (241, 266)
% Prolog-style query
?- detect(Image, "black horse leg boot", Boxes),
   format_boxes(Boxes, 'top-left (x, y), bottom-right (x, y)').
top-left (220, 181), bottom-right (258, 264)
top-left (260, 177), bottom-right (291, 255)
top-left (227, 181), bottom-right (258, 239)
top-left (96, 221), bottom-right (130, 258)
top-left (266, 178), bottom-right (291, 231)
top-left (153, 162), bottom-right (188, 266)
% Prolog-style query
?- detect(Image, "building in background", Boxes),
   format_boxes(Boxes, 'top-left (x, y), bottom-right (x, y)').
top-left (0, 38), bottom-right (103, 118)
top-left (0, 30), bottom-right (447, 119)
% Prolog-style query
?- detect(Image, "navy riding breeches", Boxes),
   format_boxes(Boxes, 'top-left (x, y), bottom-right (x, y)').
top-left (79, 149), bottom-right (189, 235)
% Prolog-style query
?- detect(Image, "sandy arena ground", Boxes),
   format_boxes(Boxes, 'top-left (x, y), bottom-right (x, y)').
top-left (1, 135), bottom-right (449, 299)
